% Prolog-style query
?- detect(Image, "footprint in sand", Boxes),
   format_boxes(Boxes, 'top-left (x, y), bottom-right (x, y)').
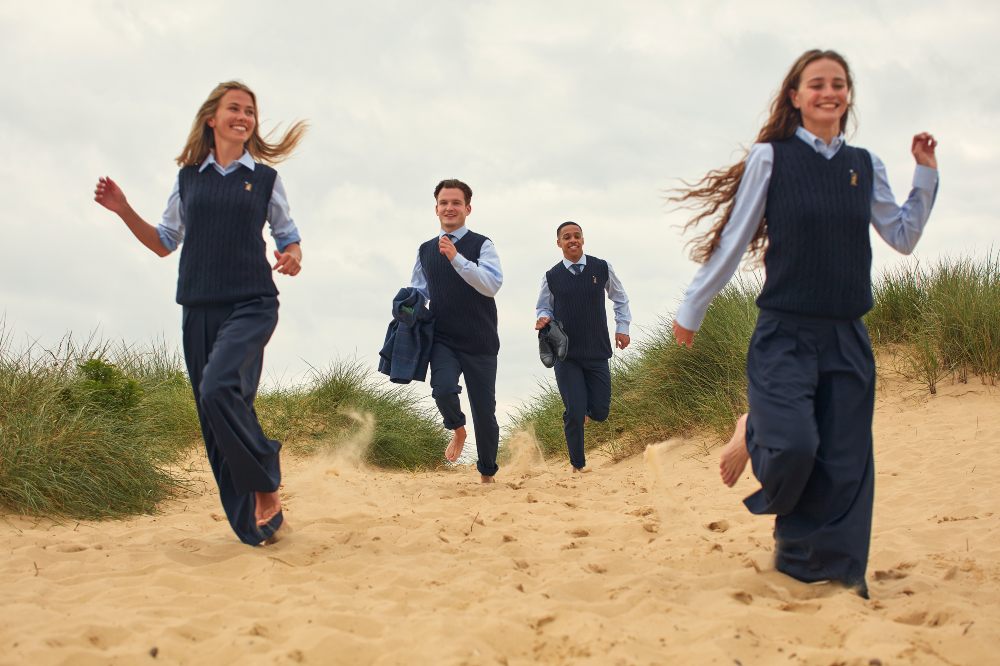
top-left (706, 520), bottom-right (730, 533)
top-left (54, 544), bottom-right (87, 553)
top-left (778, 600), bottom-right (822, 614)
top-left (894, 610), bottom-right (952, 627)
top-left (568, 528), bottom-right (589, 537)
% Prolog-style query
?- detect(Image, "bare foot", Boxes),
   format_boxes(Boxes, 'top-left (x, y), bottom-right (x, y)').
top-left (572, 466), bottom-right (592, 474)
top-left (720, 413), bottom-right (750, 487)
top-left (480, 474), bottom-right (496, 484)
top-left (584, 415), bottom-right (591, 425)
top-left (445, 426), bottom-right (467, 462)
top-left (255, 490), bottom-right (281, 527)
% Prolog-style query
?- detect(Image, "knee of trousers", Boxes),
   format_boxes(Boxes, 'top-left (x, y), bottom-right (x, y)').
top-left (588, 404), bottom-right (610, 422)
top-left (198, 377), bottom-right (234, 411)
top-left (431, 385), bottom-right (461, 401)
top-left (761, 444), bottom-right (817, 511)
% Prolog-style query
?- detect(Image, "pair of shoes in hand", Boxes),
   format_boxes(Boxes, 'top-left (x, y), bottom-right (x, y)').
top-left (538, 320), bottom-right (569, 368)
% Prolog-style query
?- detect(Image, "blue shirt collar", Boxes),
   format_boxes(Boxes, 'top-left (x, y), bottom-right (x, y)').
top-left (561, 255), bottom-right (587, 270)
top-left (795, 126), bottom-right (845, 155)
top-left (198, 150), bottom-right (256, 173)
top-left (438, 225), bottom-right (470, 240)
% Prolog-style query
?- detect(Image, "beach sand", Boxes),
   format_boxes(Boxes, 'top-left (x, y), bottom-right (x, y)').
top-left (2, 373), bottom-right (998, 665)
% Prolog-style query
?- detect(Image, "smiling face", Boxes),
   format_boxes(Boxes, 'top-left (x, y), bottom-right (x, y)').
top-left (435, 188), bottom-right (471, 232)
top-left (207, 89), bottom-right (256, 149)
top-left (789, 57), bottom-right (850, 137)
top-left (556, 223), bottom-right (584, 262)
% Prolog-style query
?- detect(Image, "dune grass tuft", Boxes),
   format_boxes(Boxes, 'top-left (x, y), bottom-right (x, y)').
top-left (0, 333), bottom-right (198, 519)
top-left (0, 329), bottom-right (445, 519)
top-left (256, 361), bottom-right (447, 469)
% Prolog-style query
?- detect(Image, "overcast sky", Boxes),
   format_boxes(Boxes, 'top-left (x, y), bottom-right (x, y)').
top-left (2, 1), bottom-right (997, 428)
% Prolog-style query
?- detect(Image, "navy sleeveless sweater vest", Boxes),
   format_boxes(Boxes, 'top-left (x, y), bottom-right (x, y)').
top-left (419, 231), bottom-right (500, 355)
top-left (546, 256), bottom-right (612, 361)
top-left (175, 163), bottom-right (279, 306)
top-left (756, 137), bottom-right (874, 319)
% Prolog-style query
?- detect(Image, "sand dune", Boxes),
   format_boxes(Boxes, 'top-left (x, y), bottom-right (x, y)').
top-left (2, 373), bottom-right (998, 665)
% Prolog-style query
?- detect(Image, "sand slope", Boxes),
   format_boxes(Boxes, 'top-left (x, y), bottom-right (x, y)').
top-left (2, 374), bottom-right (998, 665)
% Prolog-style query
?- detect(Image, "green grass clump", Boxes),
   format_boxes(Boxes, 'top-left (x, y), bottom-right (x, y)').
top-left (0, 328), bottom-right (447, 519)
top-left (0, 333), bottom-right (199, 519)
top-left (510, 255), bottom-right (1000, 461)
top-left (256, 361), bottom-right (447, 469)
top-left (867, 255), bottom-right (1000, 391)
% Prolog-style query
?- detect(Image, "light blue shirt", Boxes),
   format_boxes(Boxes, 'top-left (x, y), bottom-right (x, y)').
top-left (156, 150), bottom-right (302, 253)
top-left (675, 126), bottom-right (939, 331)
top-left (536, 256), bottom-right (632, 335)
top-left (410, 225), bottom-right (503, 299)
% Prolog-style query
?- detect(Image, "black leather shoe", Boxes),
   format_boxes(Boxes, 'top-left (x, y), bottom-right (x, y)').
top-left (538, 320), bottom-right (569, 368)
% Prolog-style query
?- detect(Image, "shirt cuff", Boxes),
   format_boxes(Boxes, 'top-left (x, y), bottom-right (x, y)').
top-left (274, 232), bottom-right (301, 253)
top-left (913, 165), bottom-right (938, 190)
top-left (450, 253), bottom-right (470, 270)
top-left (674, 301), bottom-right (706, 332)
top-left (157, 226), bottom-right (179, 253)
top-left (615, 323), bottom-right (630, 335)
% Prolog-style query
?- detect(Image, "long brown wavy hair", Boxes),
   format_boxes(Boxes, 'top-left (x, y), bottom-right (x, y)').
top-left (672, 49), bottom-right (856, 264)
top-left (175, 81), bottom-right (308, 167)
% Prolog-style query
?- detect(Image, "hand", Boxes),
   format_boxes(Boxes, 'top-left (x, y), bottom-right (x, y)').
top-left (438, 235), bottom-right (458, 261)
top-left (94, 176), bottom-right (129, 215)
top-left (535, 316), bottom-right (551, 331)
top-left (673, 320), bottom-right (695, 347)
top-left (615, 333), bottom-right (630, 350)
top-left (911, 132), bottom-right (938, 169)
top-left (273, 243), bottom-right (302, 276)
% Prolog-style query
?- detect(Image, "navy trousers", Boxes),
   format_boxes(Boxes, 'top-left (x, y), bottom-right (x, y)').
top-left (182, 296), bottom-right (284, 545)
top-left (553, 357), bottom-right (611, 469)
top-left (744, 309), bottom-right (875, 595)
top-left (429, 342), bottom-right (499, 477)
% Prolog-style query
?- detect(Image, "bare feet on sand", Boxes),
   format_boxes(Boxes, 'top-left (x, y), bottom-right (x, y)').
top-left (445, 426), bottom-right (467, 462)
top-left (255, 490), bottom-right (281, 527)
top-left (720, 413), bottom-right (750, 487)
top-left (573, 466), bottom-right (592, 474)
top-left (480, 475), bottom-right (496, 484)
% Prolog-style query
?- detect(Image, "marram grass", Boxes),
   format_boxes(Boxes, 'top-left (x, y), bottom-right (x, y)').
top-left (509, 255), bottom-right (1000, 462)
top-left (0, 331), bottom-right (445, 519)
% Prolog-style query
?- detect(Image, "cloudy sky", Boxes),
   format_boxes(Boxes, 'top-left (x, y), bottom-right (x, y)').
top-left (2, 1), bottom-right (997, 427)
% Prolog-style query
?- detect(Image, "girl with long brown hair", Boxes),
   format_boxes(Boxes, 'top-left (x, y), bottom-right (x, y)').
top-left (672, 50), bottom-right (938, 596)
top-left (94, 81), bottom-right (307, 545)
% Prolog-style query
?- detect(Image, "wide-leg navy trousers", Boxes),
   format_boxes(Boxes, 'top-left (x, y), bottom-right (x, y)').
top-left (744, 309), bottom-right (876, 595)
top-left (429, 342), bottom-right (499, 477)
top-left (553, 357), bottom-right (611, 469)
top-left (182, 296), bottom-right (284, 545)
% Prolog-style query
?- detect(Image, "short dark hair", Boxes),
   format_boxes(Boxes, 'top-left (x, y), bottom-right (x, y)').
top-left (434, 179), bottom-right (473, 204)
top-left (556, 221), bottom-right (582, 236)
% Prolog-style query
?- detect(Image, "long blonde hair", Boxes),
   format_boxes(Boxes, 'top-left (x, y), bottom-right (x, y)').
top-left (175, 81), bottom-right (308, 167)
top-left (672, 49), bottom-right (856, 263)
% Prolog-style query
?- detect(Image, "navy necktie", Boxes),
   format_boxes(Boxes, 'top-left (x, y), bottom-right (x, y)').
top-left (570, 263), bottom-right (583, 275)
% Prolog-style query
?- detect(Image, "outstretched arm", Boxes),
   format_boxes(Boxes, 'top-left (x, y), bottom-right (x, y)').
top-left (870, 132), bottom-right (939, 254)
top-left (673, 143), bottom-right (773, 345)
top-left (93, 177), bottom-right (171, 257)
